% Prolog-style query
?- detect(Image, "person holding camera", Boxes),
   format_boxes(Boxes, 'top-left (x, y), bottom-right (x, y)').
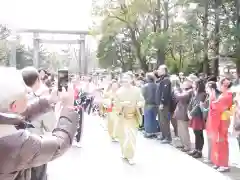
top-left (0, 67), bottom-right (79, 180)
top-left (207, 77), bottom-right (233, 172)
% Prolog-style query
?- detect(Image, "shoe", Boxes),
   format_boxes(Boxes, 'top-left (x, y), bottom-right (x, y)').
top-left (157, 135), bottom-right (164, 141)
top-left (111, 138), bottom-right (118, 142)
top-left (188, 150), bottom-right (197, 156)
top-left (128, 159), bottom-right (136, 165)
top-left (144, 133), bottom-right (153, 138)
top-left (217, 166), bottom-right (230, 172)
top-left (161, 139), bottom-right (171, 144)
top-left (181, 148), bottom-right (190, 152)
top-left (192, 151), bottom-right (202, 159)
top-left (175, 145), bottom-right (184, 149)
top-left (203, 159), bottom-right (212, 164)
top-left (212, 165), bottom-right (219, 169)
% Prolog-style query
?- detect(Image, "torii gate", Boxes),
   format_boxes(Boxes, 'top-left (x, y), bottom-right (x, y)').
top-left (9, 29), bottom-right (88, 74)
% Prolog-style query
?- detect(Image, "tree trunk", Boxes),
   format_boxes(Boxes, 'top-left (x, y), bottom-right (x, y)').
top-left (235, 0), bottom-right (240, 77)
top-left (212, 0), bottom-right (220, 77)
top-left (156, 0), bottom-right (167, 66)
top-left (129, 28), bottom-right (148, 71)
top-left (202, 0), bottom-right (210, 75)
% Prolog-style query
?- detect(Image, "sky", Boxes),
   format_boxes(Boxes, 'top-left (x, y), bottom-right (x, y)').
top-left (0, 0), bottom-right (95, 51)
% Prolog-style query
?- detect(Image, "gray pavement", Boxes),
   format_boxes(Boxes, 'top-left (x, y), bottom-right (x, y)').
top-left (47, 115), bottom-right (232, 180)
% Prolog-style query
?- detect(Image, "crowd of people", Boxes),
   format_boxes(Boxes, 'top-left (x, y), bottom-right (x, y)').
top-left (0, 64), bottom-right (240, 180)
top-left (100, 65), bottom-right (240, 172)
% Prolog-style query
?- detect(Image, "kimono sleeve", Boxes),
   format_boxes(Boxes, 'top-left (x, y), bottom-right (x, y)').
top-left (211, 92), bottom-right (233, 112)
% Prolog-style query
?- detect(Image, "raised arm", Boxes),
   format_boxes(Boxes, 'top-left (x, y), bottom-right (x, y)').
top-left (210, 92), bottom-right (232, 112)
top-left (15, 107), bottom-right (78, 170)
top-left (174, 89), bottom-right (191, 101)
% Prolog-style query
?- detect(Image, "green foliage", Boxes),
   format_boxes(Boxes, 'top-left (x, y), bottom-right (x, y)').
top-left (92, 0), bottom-right (240, 74)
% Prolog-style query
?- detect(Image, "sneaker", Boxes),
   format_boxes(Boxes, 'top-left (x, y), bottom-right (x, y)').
top-left (203, 159), bottom-right (212, 164)
top-left (161, 139), bottom-right (171, 144)
top-left (212, 165), bottom-right (219, 169)
top-left (217, 166), bottom-right (230, 172)
top-left (157, 135), bottom-right (164, 141)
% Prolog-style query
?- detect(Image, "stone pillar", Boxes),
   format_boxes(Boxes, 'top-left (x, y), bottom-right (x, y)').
top-left (78, 35), bottom-right (85, 74)
top-left (33, 32), bottom-right (40, 68)
top-left (9, 30), bottom-right (17, 67)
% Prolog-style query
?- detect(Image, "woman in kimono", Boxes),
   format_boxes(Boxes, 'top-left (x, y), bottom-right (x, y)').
top-left (103, 80), bottom-right (120, 141)
top-left (208, 77), bottom-right (233, 172)
top-left (115, 73), bottom-right (144, 165)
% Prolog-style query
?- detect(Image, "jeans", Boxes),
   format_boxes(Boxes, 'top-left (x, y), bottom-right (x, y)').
top-left (144, 106), bottom-right (159, 134)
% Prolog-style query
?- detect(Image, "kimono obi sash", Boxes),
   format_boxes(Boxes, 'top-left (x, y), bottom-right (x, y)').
top-left (122, 107), bottom-right (137, 119)
top-left (221, 105), bottom-right (234, 121)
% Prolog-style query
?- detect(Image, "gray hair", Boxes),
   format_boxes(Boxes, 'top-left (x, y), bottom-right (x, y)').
top-left (158, 65), bottom-right (168, 74)
top-left (0, 67), bottom-right (27, 110)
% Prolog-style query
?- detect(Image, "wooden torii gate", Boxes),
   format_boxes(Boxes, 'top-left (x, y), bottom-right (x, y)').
top-left (10, 29), bottom-right (88, 74)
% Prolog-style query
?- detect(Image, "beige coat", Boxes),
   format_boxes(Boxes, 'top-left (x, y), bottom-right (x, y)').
top-left (0, 98), bottom-right (78, 180)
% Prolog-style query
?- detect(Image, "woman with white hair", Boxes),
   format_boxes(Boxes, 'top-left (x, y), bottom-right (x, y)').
top-left (0, 67), bottom-right (78, 180)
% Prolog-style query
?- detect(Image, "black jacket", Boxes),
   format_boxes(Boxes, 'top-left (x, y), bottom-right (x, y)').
top-left (155, 75), bottom-right (172, 106)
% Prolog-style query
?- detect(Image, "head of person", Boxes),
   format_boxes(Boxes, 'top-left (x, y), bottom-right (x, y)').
top-left (22, 67), bottom-right (41, 92)
top-left (179, 72), bottom-right (184, 78)
top-left (219, 76), bottom-right (232, 93)
top-left (193, 79), bottom-right (205, 94)
top-left (0, 67), bottom-right (28, 114)
top-left (186, 74), bottom-right (198, 84)
top-left (38, 68), bottom-right (49, 80)
top-left (121, 73), bottom-right (132, 87)
top-left (146, 73), bottom-right (155, 83)
top-left (206, 81), bottom-right (217, 94)
top-left (181, 80), bottom-right (192, 91)
top-left (158, 65), bottom-right (168, 76)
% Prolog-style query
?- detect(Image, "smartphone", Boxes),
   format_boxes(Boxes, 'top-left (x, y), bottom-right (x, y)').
top-left (58, 69), bottom-right (69, 92)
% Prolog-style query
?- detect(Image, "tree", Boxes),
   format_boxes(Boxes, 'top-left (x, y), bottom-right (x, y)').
top-left (93, 0), bottom-right (240, 75)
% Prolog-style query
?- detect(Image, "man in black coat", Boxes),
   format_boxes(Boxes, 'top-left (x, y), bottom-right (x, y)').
top-left (155, 65), bottom-right (172, 143)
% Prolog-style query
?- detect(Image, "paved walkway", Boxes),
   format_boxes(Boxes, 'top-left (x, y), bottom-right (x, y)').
top-left (47, 115), bottom-right (233, 180)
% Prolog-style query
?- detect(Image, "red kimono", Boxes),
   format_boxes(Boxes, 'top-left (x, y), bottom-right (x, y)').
top-left (74, 85), bottom-right (79, 100)
top-left (208, 91), bottom-right (232, 167)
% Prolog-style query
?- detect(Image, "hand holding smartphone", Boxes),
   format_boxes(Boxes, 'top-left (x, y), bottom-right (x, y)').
top-left (58, 69), bottom-right (69, 92)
